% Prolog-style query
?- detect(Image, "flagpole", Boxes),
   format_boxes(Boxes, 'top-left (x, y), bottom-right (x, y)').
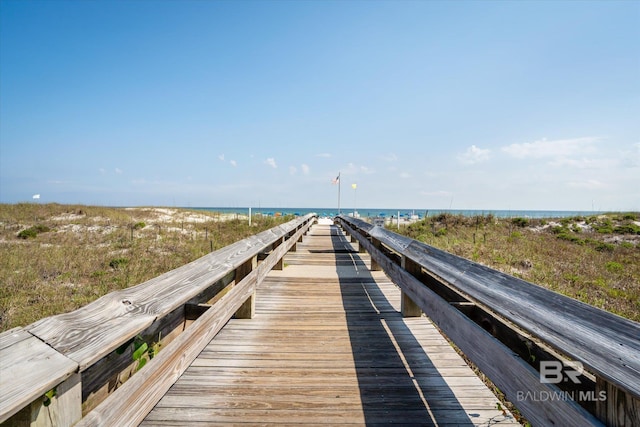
top-left (353, 184), bottom-right (357, 218)
top-left (338, 172), bottom-right (341, 214)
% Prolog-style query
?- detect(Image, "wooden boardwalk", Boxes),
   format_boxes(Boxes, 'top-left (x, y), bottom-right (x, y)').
top-left (142, 222), bottom-right (518, 426)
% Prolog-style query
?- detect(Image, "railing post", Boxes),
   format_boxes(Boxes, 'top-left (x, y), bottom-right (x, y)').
top-left (234, 255), bottom-right (257, 319)
top-left (289, 229), bottom-right (299, 252)
top-left (272, 237), bottom-right (285, 270)
top-left (370, 237), bottom-right (382, 271)
top-left (596, 377), bottom-right (640, 426)
top-left (10, 373), bottom-right (82, 427)
top-left (401, 255), bottom-right (422, 317)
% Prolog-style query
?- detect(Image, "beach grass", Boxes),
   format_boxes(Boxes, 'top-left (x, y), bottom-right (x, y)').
top-left (0, 203), bottom-right (292, 332)
top-left (398, 212), bottom-right (640, 322)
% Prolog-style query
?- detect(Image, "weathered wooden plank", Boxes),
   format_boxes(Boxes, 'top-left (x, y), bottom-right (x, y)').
top-left (0, 329), bottom-right (78, 423)
top-left (341, 217), bottom-right (604, 427)
top-left (142, 222), bottom-right (516, 426)
top-left (75, 218), bottom-right (314, 426)
top-left (342, 216), bottom-right (640, 401)
top-left (405, 238), bottom-right (640, 397)
top-left (26, 214), bottom-right (314, 370)
top-left (153, 391), bottom-right (502, 411)
top-left (142, 407), bottom-right (517, 425)
top-left (75, 267), bottom-right (259, 426)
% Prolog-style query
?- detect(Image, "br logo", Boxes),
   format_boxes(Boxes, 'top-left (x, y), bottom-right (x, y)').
top-left (540, 361), bottom-right (583, 384)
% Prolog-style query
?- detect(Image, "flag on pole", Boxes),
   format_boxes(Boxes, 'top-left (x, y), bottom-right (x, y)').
top-left (351, 183), bottom-right (357, 190)
top-left (332, 174), bottom-right (340, 184)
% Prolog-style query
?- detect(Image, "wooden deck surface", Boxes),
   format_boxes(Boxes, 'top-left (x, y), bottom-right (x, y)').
top-left (142, 222), bottom-right (518, 426)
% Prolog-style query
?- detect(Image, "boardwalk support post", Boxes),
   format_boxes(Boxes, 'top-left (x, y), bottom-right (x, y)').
top-left (273, 237), bottom-right (285, 270)
top-left (10, 373), bottom-right (82, 427)
top-left (370, 237), bottom-right (382, 271)
top-left (596, 377), bottom-right (640, 426)
top-left (401, 255), bottom-right (422, 317)
top-left (234, 255), bottom-right (257, 319)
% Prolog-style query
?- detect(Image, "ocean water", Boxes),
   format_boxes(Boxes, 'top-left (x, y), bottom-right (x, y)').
top-left (191, 207), bottom-right (602, 219)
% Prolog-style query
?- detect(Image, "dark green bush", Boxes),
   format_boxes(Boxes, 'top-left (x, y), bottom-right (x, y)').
top-left (511, 217), bottom-right (529, 228)
top-left (435, 228), bottom-right (448, 237)
top-left (551, 226), bottom-right (569, 235)
top-left (594, 242), bottom-right (615, 252)
top-left (109, 258), bottom-right (129, 269)
top-left (17, 225), bottom-right (51, 239)
top-left (557, 233), bottom-right (585, 245)
top-left (614, 224), bottom-right (640, 235)
top-left (595, 225), bottom-right (614, 234)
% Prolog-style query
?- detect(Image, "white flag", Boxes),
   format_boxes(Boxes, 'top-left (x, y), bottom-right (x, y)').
top-left (32, 194), bottom-right (40, 200)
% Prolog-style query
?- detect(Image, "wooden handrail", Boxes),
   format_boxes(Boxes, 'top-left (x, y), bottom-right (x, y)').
top-left (0, 213), bottom-right (316, 425)
top-left (336, 215), bottom-right (639, 427)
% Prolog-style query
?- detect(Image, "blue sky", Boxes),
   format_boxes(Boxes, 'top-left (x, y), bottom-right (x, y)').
top-left (1, 0), bottom-right (638, 211)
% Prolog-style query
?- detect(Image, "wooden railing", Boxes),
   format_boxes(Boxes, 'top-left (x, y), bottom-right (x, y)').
top-left (0, 213), bottom-right (316, 426)
top-left (335, 215), bottom-right (640, 427)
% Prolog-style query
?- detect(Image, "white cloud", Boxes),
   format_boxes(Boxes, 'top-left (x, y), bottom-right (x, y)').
top-left (230, 160), bottom-right (237, 167)
top-left (502, 137), bottom-right (598, 159)
top-left (343, 163), bottom-right (374, 175)
top-left (301, 164), bottom-right (310, 175)
top-left (115, 168), bottom-right (123, 174)
top-left (360, 166), bottom-right (374, 174)
top-left (289, 166), bottom-right (297, 175)
top-left (567, 179), bottom-right (606, 190)
top-left (265, 158), bottom-right (277, 168)
top-left (421, 190), bottom-right (452, 197)
top-left (549, 157), bottom-right (613, 169)
top-left (381, 153), bottom-right (398, 162)
top-left (458, 145), bottom-right (490, 165)
top-left (218, 154), bottom-right (225, 161)
top-left (99, 168), bottom-right (105, 174)
top-left (399, 172), bottom-right (410, 179)
top-left (316, 153), bottom-right (331, 158)
top-left (620, 142), bottom-right (640, 168)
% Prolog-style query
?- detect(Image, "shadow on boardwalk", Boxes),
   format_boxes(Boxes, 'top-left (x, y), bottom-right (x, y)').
top-left (330, 225), bottom-right (477, 426)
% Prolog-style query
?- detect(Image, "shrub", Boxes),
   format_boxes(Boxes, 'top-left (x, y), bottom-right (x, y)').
top-left (511, 217), bottom-right (529, 228)
top-left (17, 228), bottom-right (38, 239)
top-left (557, 233), bottom-right (584, 245)
top-left (614, 224), bottom-right (640, 235)
top-left (17, 225), bottom-right (51, 239)
top-left (595, 218), bottom-right (614, 234)
top-left (594, 242), bottom-right (615, 252)
top-left (595, 225), bottom-right (614, 234)
top-left (109, 258), bottom-right (129, 269)
top-left (509, 231), bottom-right (522, 241)
top-left (133, 222), bottom-right (146, 230)
top-left (605, 262), bottom-right (623, 273)
top-left (435, 228), bottom-right (447, 237)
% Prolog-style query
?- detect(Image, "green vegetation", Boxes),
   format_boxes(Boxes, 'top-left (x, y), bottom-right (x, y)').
top-left (0, 203), bottom-right (292, 331)
top-left (17, 224), bottom-right (51, 239)
top-left (398, 212), bottom-right (640, 322)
